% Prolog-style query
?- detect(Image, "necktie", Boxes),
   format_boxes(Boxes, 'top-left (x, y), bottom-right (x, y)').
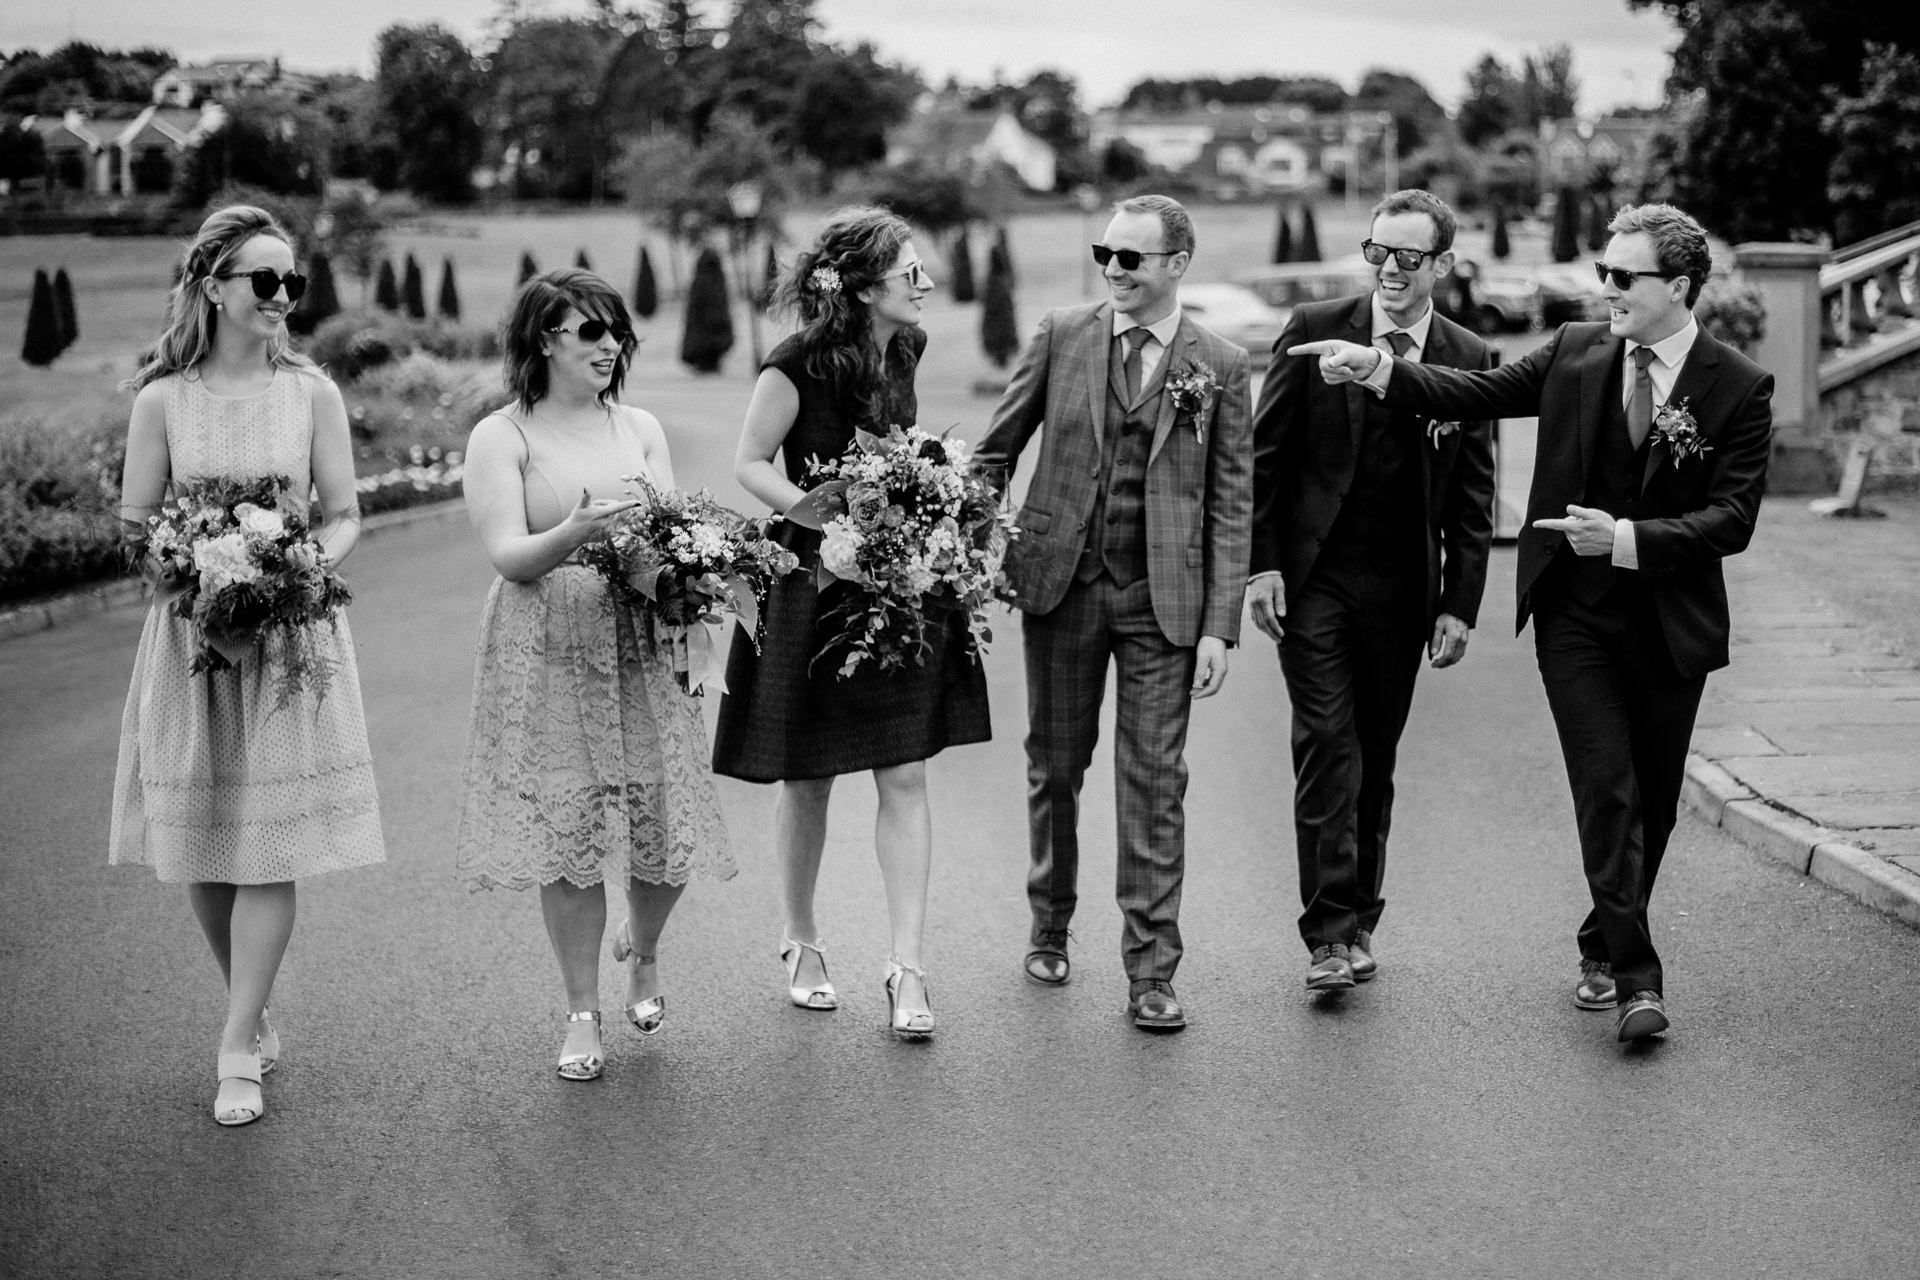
top-left (1386, 330), bottom-right (1415, 360)
top-left (1628, 346), bottom-right (1656, 449)
top-left (1123, 327), bottom-right (1151, 403)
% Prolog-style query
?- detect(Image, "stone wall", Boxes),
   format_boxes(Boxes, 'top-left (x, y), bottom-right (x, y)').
top-left (1821, 344), bottom-right (1920, 492)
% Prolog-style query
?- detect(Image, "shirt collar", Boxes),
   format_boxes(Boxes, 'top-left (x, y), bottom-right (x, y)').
top-left (1627, 314), bottom-right (1698, 368)
top-left (1371, 293), bottom-right (1434, 348)
top-left (1113, 303), bottom-right (1183, 347)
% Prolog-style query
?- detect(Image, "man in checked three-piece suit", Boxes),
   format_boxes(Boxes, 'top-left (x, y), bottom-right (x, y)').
top-left (974, 194), bottom-right (1253, 1032)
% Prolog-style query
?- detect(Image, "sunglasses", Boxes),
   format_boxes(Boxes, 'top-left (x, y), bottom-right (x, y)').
top-left (1594, 261), bottom-right (1680, 290)
top-left (1360, 240), bottom-right (1440, 271)
top-left (880, 261), bottom-right (934, 289)
top-left (217, 268), bottom-right (308, 303)
top-left (1091, 244), bottom-right (1178, 271)
top-left (547, 319), bottom-right (634, 345)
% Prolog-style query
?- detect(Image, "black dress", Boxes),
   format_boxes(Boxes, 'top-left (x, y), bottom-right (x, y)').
top-left (712, 330), bottom-right (993, 782)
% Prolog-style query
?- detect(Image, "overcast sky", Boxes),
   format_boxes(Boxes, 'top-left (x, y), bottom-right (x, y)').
top-left (2, 0), bottom-right (1678, 112)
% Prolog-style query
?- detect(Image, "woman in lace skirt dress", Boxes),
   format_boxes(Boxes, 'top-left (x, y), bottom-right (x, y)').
top-left (111, 205), bottom-right (387, 1126)
top-left (456, 269), bottom-right (734, 1082)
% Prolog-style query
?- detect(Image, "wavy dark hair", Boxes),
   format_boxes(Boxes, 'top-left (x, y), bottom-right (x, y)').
top-left (778, 206), bottom-right (917, 427)
top-left (499, 269), bottom-right (637, 410)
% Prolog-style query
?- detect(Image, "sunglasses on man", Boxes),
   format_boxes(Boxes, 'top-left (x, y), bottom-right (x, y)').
top-left (546, 318), bottom-right (635, 345)
top-left (217, 268), bottom-right (308, 303)
top-left (1360, 240), bottom-right (1442, 272)
top-left (1091, 244), bottom-right (1178, 271)
top-left (1594, 261), bottom-right (1681, 291)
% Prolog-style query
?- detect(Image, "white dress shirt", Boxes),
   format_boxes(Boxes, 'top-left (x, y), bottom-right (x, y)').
top-left (1113, 303), bottom-right (1183, 385)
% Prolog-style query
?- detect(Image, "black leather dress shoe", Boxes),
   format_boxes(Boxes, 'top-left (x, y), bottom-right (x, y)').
top-left (1128, 981), bottom-right (1187, 1031)
top-left (1575, 958), bottom-right (1617, 1010)
top-left (1349, 930), bottom-right (1378, 982)
top-left (1024, 947), bottom-right (1070, 986)
top-left (1616, 990), bottom-right (1669, 1042)
top-left (1306, 943), bottom-right (1355, 991)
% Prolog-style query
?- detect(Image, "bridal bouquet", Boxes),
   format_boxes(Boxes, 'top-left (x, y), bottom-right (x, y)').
top-left (137, 474), bottom-right (352, 705)
top-left (783, 424), bottom-right (1014, 680)
top-left (577, 478), bottom-right (800, 694)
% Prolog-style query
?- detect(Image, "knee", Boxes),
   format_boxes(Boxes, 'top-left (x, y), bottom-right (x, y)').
top-left (782, 777), bottom-right (834, 812)
top-left (873, 760), bottom-right (927, 802)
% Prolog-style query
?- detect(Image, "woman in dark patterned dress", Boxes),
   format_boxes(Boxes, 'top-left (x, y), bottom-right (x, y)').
top-left (714, 207), bottom-right (991, 1040)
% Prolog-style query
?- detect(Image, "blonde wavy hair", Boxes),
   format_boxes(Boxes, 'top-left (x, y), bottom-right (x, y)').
top-left (127, 204), bottom-right (320, 391)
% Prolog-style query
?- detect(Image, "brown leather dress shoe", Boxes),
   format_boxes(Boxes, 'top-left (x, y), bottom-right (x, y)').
top-left (1575, 958), bottom-right (1617, 1010)
top-left (1616, 990), bottom-right (1669, 1042)
top-left (1024, 948), bottom-right (1070, 986)
top-left (1349, 930), bottom-right (1378, 982)
top-left (1127, 980), bottom-right (1187, 1031)
top-left (1306, 943), bottom-right (1355, 991)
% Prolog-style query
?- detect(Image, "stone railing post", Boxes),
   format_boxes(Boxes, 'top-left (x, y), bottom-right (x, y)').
top-left (1734, 242), bottom-right (1829, 490)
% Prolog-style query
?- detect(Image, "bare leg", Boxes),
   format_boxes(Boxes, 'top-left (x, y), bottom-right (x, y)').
top-left (212, 882), bottom-right (295, 1118)
top-left (873, 760), bottom-right (932, 1016)
top-left (622, 878), bottom-right (686, 1007)
top-left (188, 882), bottom-right (239, 983)
top-left (775, 777), bottom-right (835, 989)
top-left (539, 879), bottom-right (607, 1060)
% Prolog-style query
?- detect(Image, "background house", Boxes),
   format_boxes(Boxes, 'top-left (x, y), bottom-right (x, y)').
top-left (1536, 114), bottom-right (1662, 192)
top-left (1087, 103), bottom-right (1393, 194)
top-left (20, 103), bottom-right (225, 195)
top-left (151, 58), bottom-right (315, 107)
top-left (886, 100), bottom-right (1058, 192)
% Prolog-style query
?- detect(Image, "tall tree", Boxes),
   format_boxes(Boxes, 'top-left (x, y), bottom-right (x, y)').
top-left (0, 43), bottom-right (171, 115)
top-left (632, 246), bottom-right (659, 317)
top-left (50, 267), bottom-right (77, 352)
top-left (1458, 54), bottom-right (1520, 147)
top-left (1354, 69), bottom-right (1448, 153)
top-left (1521, 45), bottom-right (1581, 124)
top-left (373, 23), bottom-right (485, 202)
top-left (1825, 43), bottom-right (1920, 246)
top-left (172, 93), bottom-right (330, 201)
top-left (979, 238), bottom-right (1019, 368)
top-left (488, 16), bottom-right (623, 201)
top-left (437, 257), bottom-right (461, 321)
top-left (680, 246), bottom-right (734, 373)
top-left (21, 269), bottom-right (61, 366)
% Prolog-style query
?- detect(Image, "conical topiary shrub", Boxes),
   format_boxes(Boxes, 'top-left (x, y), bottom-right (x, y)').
top-left (992, 224), bottom-right (1016, 288)
top-left (980, 237), bottom-right (1019, 368)
top-left (519, 252), bottom-right (538, 285)
top-left (576, 248), bottom-right (592, 271)
top-left (1491, 204), bottom-right (1511, 260)
top-left (1551, 187), bottom-right (1580, 263)
top-left (21, 268), bottom-right (61, 366)
top-left (632, 246), bottom-right (658, 318)
top-left (949, 229), bottom-right (976, 303)
top-left (1297, 205), bottom-right (1321, 262)
top-left (437, 257), bottom-right (460, 321)
top-left (402, 254), bottom-right (426, 319)
top-left (51, 267), bottom-right (78, 351)
top-left (759, 240), bottom-right (780, 311)
top-left (1586, 193), bottom-right (1612, 252)
top-left (679, 246), bottom-right (734, 374)
top-left (291, 251), bottom-right (341, 335)
top-left (375, 259), bottom-right (400, 311)
top-left (1272, 205), bottom-right (1293, 264)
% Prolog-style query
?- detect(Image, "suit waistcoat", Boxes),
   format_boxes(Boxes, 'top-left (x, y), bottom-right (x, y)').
top-left (1077, 341), bottom-right (1161, 587)
top-left (1548, 356), bottom-right (1654, 606)
top-left (1319, 391), bottom-right (1425, 575)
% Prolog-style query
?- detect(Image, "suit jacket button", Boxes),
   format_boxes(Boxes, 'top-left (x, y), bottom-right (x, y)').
top-left (1077, 519), bottom-right (1087, 530)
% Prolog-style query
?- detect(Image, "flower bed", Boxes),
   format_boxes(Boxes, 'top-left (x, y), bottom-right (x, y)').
top-left (357, 447), bottom-right (465, 516)
top-left (0, 413), bottom-right (128, 604)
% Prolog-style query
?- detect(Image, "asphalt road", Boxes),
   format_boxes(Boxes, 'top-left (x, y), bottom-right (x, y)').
top-left (4, 419), bottom-right (1920, 1278)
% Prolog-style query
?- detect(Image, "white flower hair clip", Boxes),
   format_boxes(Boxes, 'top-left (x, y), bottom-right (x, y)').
top-left (809, 265), bottom-right (842, 296)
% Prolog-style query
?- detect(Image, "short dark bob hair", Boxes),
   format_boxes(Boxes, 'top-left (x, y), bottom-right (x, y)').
top-left (1370, 188), bottom-right (1458, 254)
top-left (499, 268), bottom-right (637, 409)
top-left (1607, 203), bottom-right (1714, 308)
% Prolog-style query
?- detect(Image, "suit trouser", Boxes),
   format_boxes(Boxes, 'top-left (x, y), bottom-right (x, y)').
top-left (1532, 586), bottom-right (1706, 997)
top-left (1022, 573), bottom-right (1197, 983)
top-left (1278, 560), bottom-right (1429, 950)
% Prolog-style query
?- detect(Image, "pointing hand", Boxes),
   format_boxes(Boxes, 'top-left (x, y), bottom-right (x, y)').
top-left (1286, 340), bottom-right (1385, 385)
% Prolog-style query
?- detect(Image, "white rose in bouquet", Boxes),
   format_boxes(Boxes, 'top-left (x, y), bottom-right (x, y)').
top-left (232, 502), bottom-right (287, 539)
top-left (194, 531), bottom-right (261, 592)
top-left (819, 517), bottom-right (867, 583)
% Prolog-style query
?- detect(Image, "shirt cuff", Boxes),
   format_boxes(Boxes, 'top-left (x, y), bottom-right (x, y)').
top-left (1247, 570), bottom-right (1282, 585)
top-left (1611, 518), bottom-right (1638, 569)
top-left (1361, 350), bottom-right (1393, 397)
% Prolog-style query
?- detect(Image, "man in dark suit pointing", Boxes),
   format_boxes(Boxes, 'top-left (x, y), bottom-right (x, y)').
top-left (1292, 204), bottom-right (1773, 1043)
top-left (1249, 189), bottom-right (1497, 992)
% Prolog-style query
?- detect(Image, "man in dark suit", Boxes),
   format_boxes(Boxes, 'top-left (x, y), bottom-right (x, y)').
top-left (1249, 189), bottom-right (1498, 992)
top-left (976, 195), bottom-right (1253, 1031)
top-left (1293, 203), bottom-right (1773, 1042)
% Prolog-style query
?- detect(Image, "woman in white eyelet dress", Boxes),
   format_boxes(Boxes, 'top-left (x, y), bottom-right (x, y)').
top-left (455, 268), bottom-right (733, 1083)
top-left (111, 205), bottom-right (386, 1128)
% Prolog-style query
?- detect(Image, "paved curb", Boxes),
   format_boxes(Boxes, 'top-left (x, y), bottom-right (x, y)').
top-left (0, 498), bottom-right (466, 645)
top-left (1682, 753), bottom-right (1920, 929)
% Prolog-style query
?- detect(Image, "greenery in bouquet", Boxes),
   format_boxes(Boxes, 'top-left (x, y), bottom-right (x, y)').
top-left (137, 474), bottom-right (353, 707)
top-left (784, 424), bottom-right (1014, 680)
top-left (576, 478), bottom-right (800, 693)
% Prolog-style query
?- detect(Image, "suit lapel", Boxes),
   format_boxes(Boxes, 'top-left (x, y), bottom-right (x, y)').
top-left (1343, 296), bottom-right (1371, 460)
top-left (1085, 304), bottom-right (1113, 449)
top-left (1643, 327), bottom-right (1723, 492)
top-left (1577, 330), bottom-right (1622, 488)
top-left (1146, 319), bottom-right (1198, 464)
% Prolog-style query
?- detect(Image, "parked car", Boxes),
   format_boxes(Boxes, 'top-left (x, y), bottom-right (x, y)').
top-left (1530, 263), bottom-right (1610, 324)
top-left (1176, 282), bottom-right (1289, 364)
top-left (1476, 267), bottom-right (1548, 332)
top-left (1233, 262), bottom-right (1375, 313)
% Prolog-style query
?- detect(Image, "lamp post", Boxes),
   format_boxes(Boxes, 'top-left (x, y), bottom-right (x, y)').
top-left (1074, 183), bottom-right (1102, 298)
top-left (726, 180), bottom-right (765, 368)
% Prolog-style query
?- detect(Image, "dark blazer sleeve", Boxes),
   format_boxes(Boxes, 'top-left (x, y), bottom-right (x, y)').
top-left (1436, 334), bottom-right (1498, 626)
top-left (1382, 325), bottom-right (1566, 422)
top-left (1635, 370), bottom-right (1774, 577)
top-left (1248, 307), bottom-right (1312, 577)
top-left (1201, 344), bottom-right (1254, 643)
top-left (972, 310), bottom-right (1056, 495)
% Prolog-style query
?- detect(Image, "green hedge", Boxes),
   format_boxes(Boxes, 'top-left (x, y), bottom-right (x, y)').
top-left (0, 414), bottom-right (128, 603)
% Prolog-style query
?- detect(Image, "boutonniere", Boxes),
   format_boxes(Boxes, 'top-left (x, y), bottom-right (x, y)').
top-left (1164, 361), bottom-right (1221, 444)
top-left (1425, 419), bottom-right (1460, 448)
top-left (1651, 398), bottom-right (1711, 462)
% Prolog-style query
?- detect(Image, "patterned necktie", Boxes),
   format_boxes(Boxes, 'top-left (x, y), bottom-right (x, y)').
top-left (1628, 346), bottom-right (1656, 449)
top-left (1386, 330), bottom-right (1415, 360)
top-left (1123, 327), bottom-right (1152, 403)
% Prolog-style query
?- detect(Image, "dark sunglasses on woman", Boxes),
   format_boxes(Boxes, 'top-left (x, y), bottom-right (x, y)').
top-left (1594, 261), bottom-right (1680, 291)
top-left (1091, 244), bottom-right (1178, 271)
top-left (547, 319), bottom-right (634, 345)
top-left (217, 268), bottom-right (308, 303)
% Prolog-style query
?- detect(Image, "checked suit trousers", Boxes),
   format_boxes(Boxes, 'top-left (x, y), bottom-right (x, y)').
top-left (1023, 573), bottom-right (1197, 983)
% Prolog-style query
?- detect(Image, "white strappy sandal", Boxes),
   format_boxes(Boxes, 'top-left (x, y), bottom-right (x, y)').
top-left (779, 933), bottom-right (839, 1010)
top-left (215, 1052), bottom-right (264, 1127)
top-left (256, 1009), bottom-right (280, 1075)
top-left (557, 1011), bottom-right (604, 1082)
top-left (614, 920), bottom-right (668, 1034)
top-left (884, 958), bottom-right (934, 1041)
